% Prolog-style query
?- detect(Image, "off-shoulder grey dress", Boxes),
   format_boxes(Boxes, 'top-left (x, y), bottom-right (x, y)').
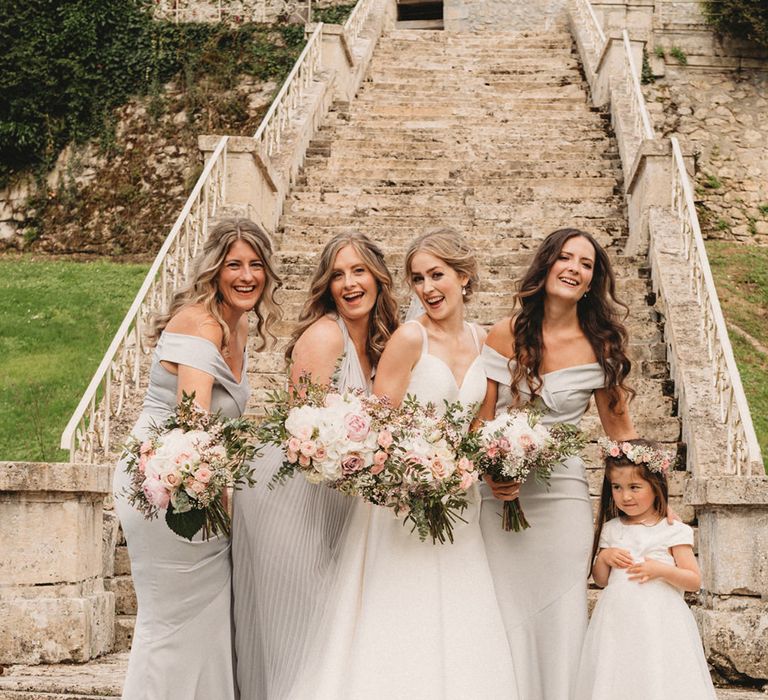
top-left (480, 344), bottom-right (605, 700)
top-left (231, 315), bottom-right (368, 700)
top-left (113, 332), bottom-right (250, 700)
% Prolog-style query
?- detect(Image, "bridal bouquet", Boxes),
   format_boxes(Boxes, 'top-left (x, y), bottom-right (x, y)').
top-left (258, 375), bottom-right (478, 544)
top-left (123, 393), bottom-right (259, 540)
top-left (472, 409), bottom-right (586, 532)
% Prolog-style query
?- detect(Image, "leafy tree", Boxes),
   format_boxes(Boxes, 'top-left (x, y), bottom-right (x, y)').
top-left (701, 0), bottom-right (768, 48)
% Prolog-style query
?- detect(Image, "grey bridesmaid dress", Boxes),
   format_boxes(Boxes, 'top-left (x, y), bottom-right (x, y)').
top-left (480, 344), bottom-right (605, 700)
top-left (113, 332), bottom-right (250, 700)
top-left (231, 314), bottom-right (368, 700)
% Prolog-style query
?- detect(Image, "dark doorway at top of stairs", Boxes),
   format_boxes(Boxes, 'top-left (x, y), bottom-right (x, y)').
top-left (396, 0), bottom-right (444, 29)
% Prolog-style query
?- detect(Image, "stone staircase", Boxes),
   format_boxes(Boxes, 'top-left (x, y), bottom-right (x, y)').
top-left (3, 23), bottom-right (764, 700)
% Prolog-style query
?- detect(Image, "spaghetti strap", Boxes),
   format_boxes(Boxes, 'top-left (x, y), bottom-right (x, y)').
top-left (467, 323), bottom-right (481, 352)
top-left (406, 319), bottom-right (429, 356)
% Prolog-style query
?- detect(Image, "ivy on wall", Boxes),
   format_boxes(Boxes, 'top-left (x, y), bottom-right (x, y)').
top-left (701, 0), bottom-right (768, 48)
top-left (0, 0), bottom-right (306, 188)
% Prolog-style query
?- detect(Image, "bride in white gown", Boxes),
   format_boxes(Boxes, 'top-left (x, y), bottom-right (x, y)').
top-left (286, 228), bottom-right (520, 700)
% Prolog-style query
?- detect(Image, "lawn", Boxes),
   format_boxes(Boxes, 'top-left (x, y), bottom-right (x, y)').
top-left (0, 256), bottom-right (149, 462)
top-left (706, 241), bottom-right (768, 463)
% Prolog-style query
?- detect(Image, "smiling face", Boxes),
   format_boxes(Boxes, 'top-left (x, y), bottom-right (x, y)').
top-left (544, 235), bottom-right (596, 303)
top-left (329, 244), bottom-right (378, 323)
top-left (215, 239), bottom-right (266, 314)
top-left (409, 250), bottom-right (468, 321)
top-left (609, 466), bottom-right (658, 523)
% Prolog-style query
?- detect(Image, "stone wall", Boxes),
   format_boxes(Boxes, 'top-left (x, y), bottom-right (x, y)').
top-left (154, 0), bottom-right (352, 24)
top-left (443, 0), bottom-right (568, 32)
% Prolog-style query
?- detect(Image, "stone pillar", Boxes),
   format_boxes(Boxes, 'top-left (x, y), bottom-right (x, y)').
top-left (686, 476), bottom-right (768, 683)
top-left (0, 462), bottom-right (114, 664)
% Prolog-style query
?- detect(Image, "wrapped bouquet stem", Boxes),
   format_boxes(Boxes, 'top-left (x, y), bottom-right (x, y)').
top-left (473, 409), bottom-right (586, 532)
top-left (122, 393), bottom-right (259, 540)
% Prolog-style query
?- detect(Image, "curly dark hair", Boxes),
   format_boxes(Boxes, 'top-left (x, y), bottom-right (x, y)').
top-left (508, 228), bottom-right (634, 412)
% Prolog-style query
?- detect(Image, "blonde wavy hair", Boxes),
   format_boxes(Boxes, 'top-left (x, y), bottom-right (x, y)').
top-left (404, 227), bottom-right (479, 300)
top-left (149, 219), bottom-right (282, 353)
top-left (284, 232), bottom-right (399, 366)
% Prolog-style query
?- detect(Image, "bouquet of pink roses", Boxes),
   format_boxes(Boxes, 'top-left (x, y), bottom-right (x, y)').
top-left (472, 409), bottom-right (586, 532)
top-left (123, 393), bottom-right (258, 540)
top-left (258, 376), bottom-right (478, 543)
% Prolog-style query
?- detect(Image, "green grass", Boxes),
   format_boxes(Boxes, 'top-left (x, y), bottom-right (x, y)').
top-left (706, 241), bottom-right (768, 461)
top-left (0, 256), bottom-right (149, 462)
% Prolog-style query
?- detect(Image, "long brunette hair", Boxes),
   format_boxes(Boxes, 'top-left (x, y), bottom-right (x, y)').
top-left (284, 232), bottom-right (399, 367)
top-left (509, 228), bottom-right (633, 411)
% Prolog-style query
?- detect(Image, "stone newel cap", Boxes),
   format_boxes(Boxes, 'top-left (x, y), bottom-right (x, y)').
top-left (0, 462), bottom-right (113, 494)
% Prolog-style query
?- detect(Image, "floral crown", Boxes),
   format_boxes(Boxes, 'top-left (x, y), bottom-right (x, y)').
top-left (597, 437), bottom-right (674, 474)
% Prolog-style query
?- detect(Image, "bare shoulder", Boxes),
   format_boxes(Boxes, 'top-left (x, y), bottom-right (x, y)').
top-left (165, 304), bottom-right (223, 347)
top-left (485, 318), bottom-right (514, 357)
top-left (292, 316), bottom-right (344, 358)
top-left (384, 320), bottom-right (424, 356)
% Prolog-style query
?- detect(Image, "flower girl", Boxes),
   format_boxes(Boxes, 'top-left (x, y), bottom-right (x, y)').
top-left (574, 438), bottom-right (717, 700)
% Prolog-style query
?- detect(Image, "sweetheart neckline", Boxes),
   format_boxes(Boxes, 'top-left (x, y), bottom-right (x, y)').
top-left (415, 352), bottom-right (484, 393)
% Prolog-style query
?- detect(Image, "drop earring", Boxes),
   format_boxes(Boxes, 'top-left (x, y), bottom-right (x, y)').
top-left (462, 286), bottom-right (467, 297)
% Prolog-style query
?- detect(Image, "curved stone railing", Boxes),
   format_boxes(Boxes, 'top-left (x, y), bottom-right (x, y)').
top-left (670, 136), bottom-right (763, 476)
top-left (254, 22), bottom-right (324, 157)
top-left (60, 137), bottom-right (229, 462)
top-left (572, 0), bottom-right (606, 73)
top-left (622, 30), bottom-right (654, 141)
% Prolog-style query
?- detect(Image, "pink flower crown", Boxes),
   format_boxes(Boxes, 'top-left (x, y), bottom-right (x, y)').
top-left (597, 437), bottom-right (674, 474)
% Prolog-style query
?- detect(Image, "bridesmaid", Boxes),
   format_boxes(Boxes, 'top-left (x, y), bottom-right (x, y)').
top-left (113, 219), bottom-right (281, 700)
top-left (231, 231), bottom-right (399, 699)
top-left (478, 228), bottom-right (637, 700)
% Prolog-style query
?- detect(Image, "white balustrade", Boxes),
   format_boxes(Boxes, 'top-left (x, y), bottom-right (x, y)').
top-left (670, 137), bottom-right (763, 476)
top-left (60, 137), bottom-right (229, 462)
top-left (573, 0), bottom-right (606, 71)
top-left (621, 30), bottom-right (655, 141)
top-left (253, 22), bottom-right (324, 157)
top-left (344, 0), bottom-right (376, 46)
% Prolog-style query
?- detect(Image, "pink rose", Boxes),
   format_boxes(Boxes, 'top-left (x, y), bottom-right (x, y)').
top-left (661, 458), bottom-right (670, 471)
top-left (139, 440), bottom-right (153, 456)
top-left (190, 480), bottom-right (206, 495)
top-left (300, 440), bottom-right (316, 457)
top-left (174, 451), bottom-right (192, 467)
top-left (621, 442), bottom-right (632, 453)
top-left (498, 437), bottom-right (511, 452)
top-left (457, 456), bottom-right (472, 474)
top-left (299, 454), bottom-right (311, 468)
top-left (341, 453), bottom-right (365, 475)
top-left (162, 471), bottom-right (182, 489)
top-left (460, 470), bottom-right (476, 490)
top-left (486, 445), bottom-right (499, 459)
top-left (287, 449), bottom-right (299, 464)
top-left (371, 450), bottom-right (388, 475)
top-left (314, 444), bottom-right (327, 460)
top-left (288, 437), bottom-right (301, 453)
top-left (609, 446), bottom-right (621, 458)
top-left (430, 458), bottom-right (447, 480)
top-left (345, 413), bottom-right (371, 442)
top-left (377, 430), bottom-right (393, 450)
top-left (195, 466), bottom-right (212, 483)
top-left (143, 477), bottom-right (170, 509)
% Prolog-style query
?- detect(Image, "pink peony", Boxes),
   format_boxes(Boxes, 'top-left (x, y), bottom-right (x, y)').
top-left (377, 430), bottom-right (393, 450)
top-left (344, 413), bottom-right (371, 442)
top-left (341, 453), bottom-right (365, 475)
top-left (143, 477), bottom-right (170, 509)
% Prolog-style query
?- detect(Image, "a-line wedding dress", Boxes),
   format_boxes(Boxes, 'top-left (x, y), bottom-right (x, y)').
top-left (113, 332), bottom-right (250, 700)
top-left (284, 320), bottom-right (520, 700)
top-left (480, 344), bottom-right (605, 700)
top-left (231, 314), bottom-right (369, 699)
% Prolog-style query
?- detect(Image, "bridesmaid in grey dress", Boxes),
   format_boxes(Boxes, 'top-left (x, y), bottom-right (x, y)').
top-left (232, 232), bottom-right (399, 700)
top-left (478, 228), bottom-right (637, 700)
top-left (112, 219), bottom-right (281, 700)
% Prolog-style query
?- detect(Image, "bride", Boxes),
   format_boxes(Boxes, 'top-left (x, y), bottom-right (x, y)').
top-left (285, 228), bottom-right (520, 700)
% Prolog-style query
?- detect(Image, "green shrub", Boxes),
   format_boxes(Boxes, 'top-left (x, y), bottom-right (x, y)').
top-left (0, 2), bottom-right (306, 188)
top-left (701, 0), bottom-right (768, 48)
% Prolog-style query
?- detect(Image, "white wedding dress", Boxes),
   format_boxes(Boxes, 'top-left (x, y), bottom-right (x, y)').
top-left (286, 320), bottom-right (520, 700)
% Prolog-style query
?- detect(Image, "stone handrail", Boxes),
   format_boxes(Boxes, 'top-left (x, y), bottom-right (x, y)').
top-left (670, 136), bottom-right (763, 476)
top-left (253, 22), bottom-right (324, 157)
top-left (622, 30), bottom-right (654, 140)
top-left (60, 136), bottom-right (229, 461)
top-left (344, 0), bottom-right (376, 45)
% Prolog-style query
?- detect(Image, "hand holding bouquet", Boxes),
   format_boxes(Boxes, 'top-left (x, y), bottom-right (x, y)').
top-left (258, 375), bottom-right (479, 543)
top-left (123, 393), bottom-right (259, 540)
top-left (473, 409), bottom-right (586, 532)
